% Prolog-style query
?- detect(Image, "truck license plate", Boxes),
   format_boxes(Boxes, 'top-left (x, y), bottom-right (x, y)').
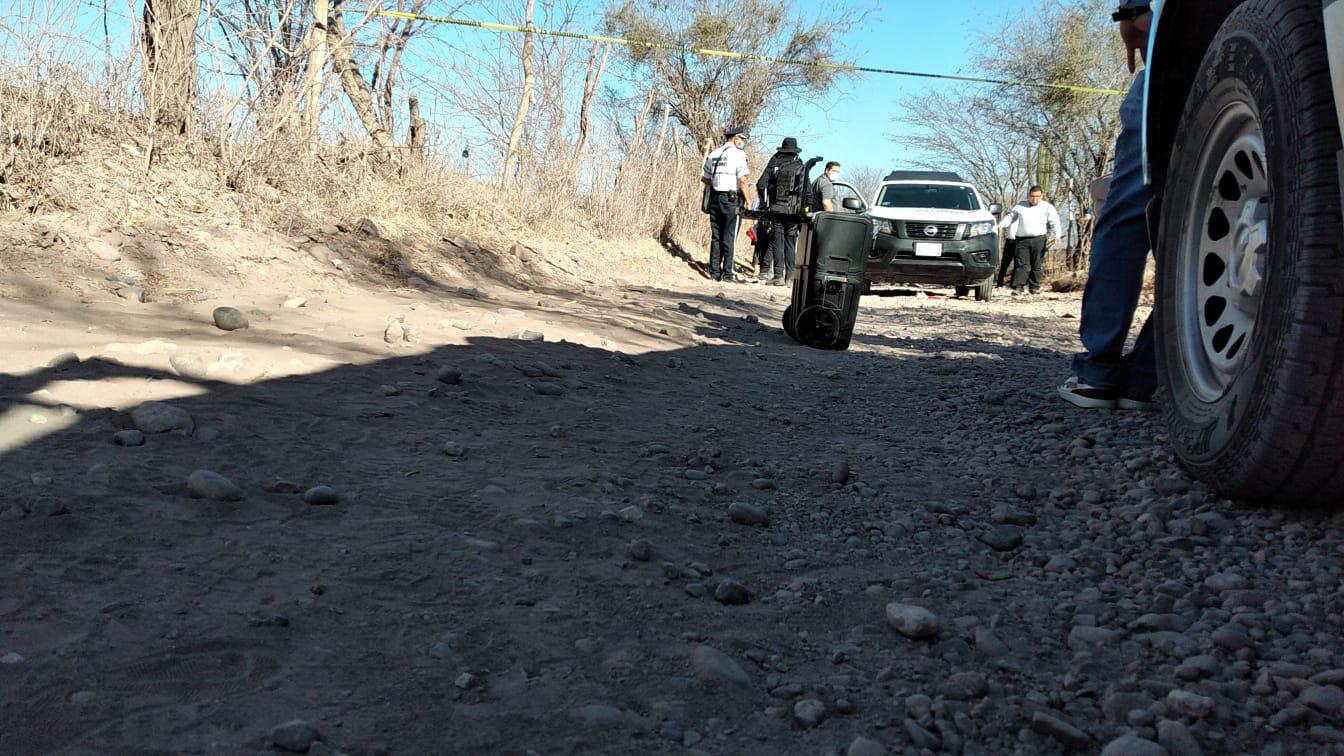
top-left (914, 242), bottom-right (942, 257)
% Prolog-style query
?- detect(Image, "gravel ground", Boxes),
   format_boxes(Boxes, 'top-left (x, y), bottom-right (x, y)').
top-left (3, 278), bottom-right (1343, 756)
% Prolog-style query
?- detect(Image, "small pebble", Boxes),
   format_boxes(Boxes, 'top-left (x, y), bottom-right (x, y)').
top-left (186, 469), bottom-right (242, 501)
top-left (302, 486), bottom-right (340, 506)
top-left (271, 719), bottom-right (320, 753)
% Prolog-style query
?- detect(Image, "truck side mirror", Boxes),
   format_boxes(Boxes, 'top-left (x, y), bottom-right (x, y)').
top-left (842, 198), bottom-right (863, 211)
top-left (989, 202), bottom-right (1003, 215)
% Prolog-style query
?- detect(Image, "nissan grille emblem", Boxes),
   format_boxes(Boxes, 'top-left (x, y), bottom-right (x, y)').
top-left (923, 225), bottom-right (938, 237)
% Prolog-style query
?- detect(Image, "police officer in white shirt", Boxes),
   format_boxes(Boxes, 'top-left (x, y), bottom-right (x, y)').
top-left (700, 126), bottom-right (754, 282)
top-left (997, 185), bottom-right (1061, 294)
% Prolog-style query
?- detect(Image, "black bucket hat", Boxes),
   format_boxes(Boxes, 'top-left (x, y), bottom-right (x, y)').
top-left (777, 137), bottom-right (800, 154)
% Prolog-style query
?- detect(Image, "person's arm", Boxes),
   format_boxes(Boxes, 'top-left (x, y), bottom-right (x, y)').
top-left (737, 155), bottom-right (755, 206)
top-left (820, 179), bottom-right (836, 212)
top-left (997, 208), bottom-right (1018, 230)
top-left (1115, 2), bottom-right (1153, 73)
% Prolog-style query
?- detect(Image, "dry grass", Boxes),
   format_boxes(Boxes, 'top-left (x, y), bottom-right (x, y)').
top-left (0, 0), bottom-right (710, 287)
top-left (1, 72), bottom-right (709, 290)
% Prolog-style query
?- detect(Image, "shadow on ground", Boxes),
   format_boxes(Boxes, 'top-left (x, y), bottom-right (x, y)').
top-left (0, 322), bottom-right (1068, 754)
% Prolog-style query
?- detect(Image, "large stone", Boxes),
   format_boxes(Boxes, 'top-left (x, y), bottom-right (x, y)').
top-left (568, 703), bottom-right (645, 729)
top-left (169, 352), bottom-right (209, 379)
top-left (113, 429), bottom-right (145, 447)
top-left (1100, 734), bottom-right (1167, 756)
top-left (727, 501), bottom-right (770, 527)
top-left (979, 525), bottom-right (1024, 551)
top-left (714, 579), bottom-right (750, 605)
top-left (187, 470), bottom-right (242, 501)
top-left (1301, 684), bottom-right (1344, 716)
top-left (271, 719), bottom-right (320, 752)
top-left (885, 603), bottom-right (941, 640)
top-left (847, 736), bottom-right (887, 756)
top-left (1157, 719), bottom-right (1203, 756)
top-left (692, 645), bottom-right (749, 687)
top-left (1030, 712), bottom-right (1090, 749)
top-left (302, 486), bottom-right (340, 506)
top-left (212, 306), bottom-right (249, 331)
top-left (1068, 626), bottom-right (1125, 650)
top-left (130, 401), bottom-right (194, 435)
top-left (1166, 689), bottom-right (1214, 719)
top-left (792, 698), bottom-right (826, 729)
top-left (938, 671), bottom-right (989, 700)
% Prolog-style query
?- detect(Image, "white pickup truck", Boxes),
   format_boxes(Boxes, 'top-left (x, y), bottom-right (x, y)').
top-left (1144, 0), bottom-right (1344, 505)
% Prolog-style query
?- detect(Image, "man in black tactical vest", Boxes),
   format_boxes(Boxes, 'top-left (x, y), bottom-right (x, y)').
top-left (754, 136), bottom-right (805, 285)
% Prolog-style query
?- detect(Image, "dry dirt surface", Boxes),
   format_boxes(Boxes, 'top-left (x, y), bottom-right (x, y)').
top-left (2, 221), bottom-right (1344, 756)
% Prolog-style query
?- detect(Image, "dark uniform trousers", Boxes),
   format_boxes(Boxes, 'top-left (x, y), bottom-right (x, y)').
top-left (765, 221), bottom-right (797, 281)
top-left (708, 191), bottom-right (738, 280)
top-left (996, 237), bottom-right (1016, 286)
top-left (1011, 234), bottom-right (1047, 292)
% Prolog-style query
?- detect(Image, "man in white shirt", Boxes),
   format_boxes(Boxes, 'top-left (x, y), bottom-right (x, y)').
top-left (997, 185), bottom-right (1061, 294)
top-left (700, 126), bottom-right (755, 282)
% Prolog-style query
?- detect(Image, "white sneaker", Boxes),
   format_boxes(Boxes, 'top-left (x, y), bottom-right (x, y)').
top-left (1058, 376), bottom-right (1118, 409)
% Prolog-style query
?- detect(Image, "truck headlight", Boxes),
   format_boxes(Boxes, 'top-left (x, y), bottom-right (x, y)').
top-left (964, 221), bottom-right (995, 238)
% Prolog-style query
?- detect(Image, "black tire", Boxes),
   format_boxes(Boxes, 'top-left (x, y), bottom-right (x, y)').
top-left (954, 285), bottom-right (970, 298)
top-left (1155, 0), bottom-right (1344, 506)
top-left (782, 304), bottom-right (797, 341)
top-left (827, 293), bottom-right (861, 351)
top-left (974, 280), bottom-right (993, 302)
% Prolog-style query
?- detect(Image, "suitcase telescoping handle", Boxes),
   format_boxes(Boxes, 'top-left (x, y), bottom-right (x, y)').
top-left (739, 156), bottom-right (824, 224)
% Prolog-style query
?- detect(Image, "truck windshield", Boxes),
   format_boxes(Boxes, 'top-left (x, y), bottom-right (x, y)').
top-left (876, 184), bottom-right (980, 211)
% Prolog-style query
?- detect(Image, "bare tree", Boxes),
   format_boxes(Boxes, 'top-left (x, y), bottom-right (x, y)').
top-left (500, 0), bottom-right (536, 188)
top-left (604, 0), bottom-right (863, 151)
top-left (844, 165), bottom-right (885, 202)
top-left (895, 0), bottom-right (1128, 266)
top-left (565, 42), bottom-right (610, 186)
top-left (323, 0), bottom-right (437, 156)
top-left (142, 0), bottom-right (202, 135)
top-left (895, 92), bottom-right (1031, 209)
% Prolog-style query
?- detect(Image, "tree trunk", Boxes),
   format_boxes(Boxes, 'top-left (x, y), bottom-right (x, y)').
top-left (303, 0), bottom-right (328, 146)
top-left (614, 86), bottom-right (656, 192)
top-left (327, 5), bottom-right (393, 152)
top-left (565, 42), bottom-right (609, 186)
top-left (643, 103), bottom-right (671, 217)
top-left (500, 0), bottom-right (536, 189)
top-left (141, 0), bottom-right (200, 135)
top-left (408, 93), bottom-right (425, 162)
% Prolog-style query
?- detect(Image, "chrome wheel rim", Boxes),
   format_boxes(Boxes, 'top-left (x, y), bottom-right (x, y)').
top-left (1177, 102), bottom-right (1269, 403)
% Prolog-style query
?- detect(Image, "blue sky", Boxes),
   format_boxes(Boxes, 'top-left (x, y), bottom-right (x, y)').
top-left (766, 0), bottom-right (1028, 178)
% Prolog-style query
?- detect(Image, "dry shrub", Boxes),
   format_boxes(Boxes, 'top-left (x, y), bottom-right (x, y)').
top-left (0, 0), bottom-right (711, 283)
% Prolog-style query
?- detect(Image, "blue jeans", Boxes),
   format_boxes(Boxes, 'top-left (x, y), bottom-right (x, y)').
top-left (1070, 72), bottom-right (1157, 398)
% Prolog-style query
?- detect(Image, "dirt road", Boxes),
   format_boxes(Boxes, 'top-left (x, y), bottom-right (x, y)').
top-left (2, 264), bottom-right (1341, 755)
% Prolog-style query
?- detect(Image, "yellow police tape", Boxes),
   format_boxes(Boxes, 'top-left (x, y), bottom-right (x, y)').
top-left (340, 6), bottom-right (1126, 97)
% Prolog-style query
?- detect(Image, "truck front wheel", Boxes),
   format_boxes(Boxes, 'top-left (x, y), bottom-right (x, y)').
top-left (1154, 0), bottom-right (1344, 505)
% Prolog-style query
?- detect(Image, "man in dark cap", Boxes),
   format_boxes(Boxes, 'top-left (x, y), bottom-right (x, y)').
top-left (700, 126), bottom-right (754, 282)
top-left (754, 136), bottom-right (804, 284)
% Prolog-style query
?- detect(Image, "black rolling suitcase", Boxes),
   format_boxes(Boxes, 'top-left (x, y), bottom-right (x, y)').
top-left (782, 211), bottom-right (873, 350)
top-left (741, 156), bottom-right (873, 350)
